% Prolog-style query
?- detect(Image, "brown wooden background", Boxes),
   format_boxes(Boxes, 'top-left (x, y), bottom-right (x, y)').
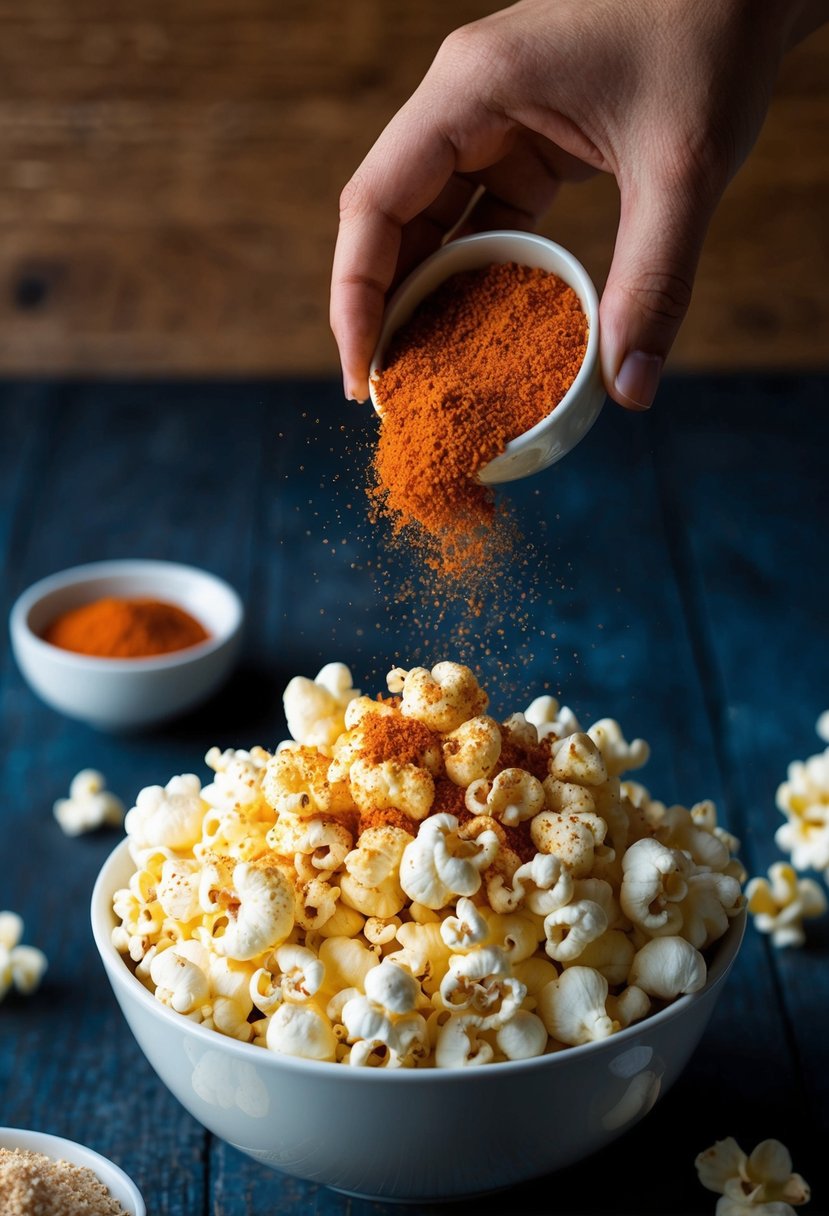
top-left (0, 1), bottom-right (826, 377)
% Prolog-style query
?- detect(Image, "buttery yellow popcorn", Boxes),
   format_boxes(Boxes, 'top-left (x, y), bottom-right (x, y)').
top-left (112, 661), bottom-right (745, 1067)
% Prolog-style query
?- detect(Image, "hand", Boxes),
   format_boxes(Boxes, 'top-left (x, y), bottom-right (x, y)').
top-left (331, 0), bottom-right (821, 410)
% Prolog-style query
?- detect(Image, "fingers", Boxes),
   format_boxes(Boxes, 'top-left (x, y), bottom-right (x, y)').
top-left (330, 102), bottom-right (465, 402)
top-left (600, 172), bottom-right (717, 410)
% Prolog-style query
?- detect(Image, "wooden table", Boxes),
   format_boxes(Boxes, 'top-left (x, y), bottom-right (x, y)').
top-left (1, 376), bottom-right (827, 1215)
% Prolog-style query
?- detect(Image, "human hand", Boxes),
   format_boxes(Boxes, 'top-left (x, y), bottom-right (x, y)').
top-left (331, 0), bottom-right (820, 410)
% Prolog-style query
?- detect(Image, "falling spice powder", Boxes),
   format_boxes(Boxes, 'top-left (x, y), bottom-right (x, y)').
top-left (0, 1147), bottom-right (129, 1216)
top-left (43, 596), bottom-right (209, 659)
top-left (369, 260), bottom-right (588, 579)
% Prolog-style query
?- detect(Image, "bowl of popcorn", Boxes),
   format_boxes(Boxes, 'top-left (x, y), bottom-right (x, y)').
top-left (10, 559), bottom-right (244, 731)
top-left (91, 660), bottom-right (746, 1202)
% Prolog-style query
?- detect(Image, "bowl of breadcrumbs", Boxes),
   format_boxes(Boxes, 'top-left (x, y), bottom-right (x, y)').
top-left (0, 1128), bottom-right (145, 1216)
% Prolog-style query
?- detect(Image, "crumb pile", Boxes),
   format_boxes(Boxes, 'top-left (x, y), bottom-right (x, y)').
top-left (0, 1148), bottom-right (128, 1216)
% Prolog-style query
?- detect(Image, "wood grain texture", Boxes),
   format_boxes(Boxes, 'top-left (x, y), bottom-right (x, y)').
top-left (0, 4), bottom-right (826, 374)
top-left (0, 375), bottom-right (827, 1214)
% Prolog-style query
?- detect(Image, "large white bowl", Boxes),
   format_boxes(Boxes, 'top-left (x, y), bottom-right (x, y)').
top-left (0, 1126), bottom-right (145, 1215)
top-left (92, 838), bottom-right (745, 1203)
top-left (369, 230), bottom-right (605, 484)
top-left (9, 560), bottom-right (244, 731)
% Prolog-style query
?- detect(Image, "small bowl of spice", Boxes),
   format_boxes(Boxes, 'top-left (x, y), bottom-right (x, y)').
top-left (9, 559), bottom-right (244, 731)
top-left (0, 1127), bottom-right (145, 1215)
top-left (369, 229), bottom-right (603, 485)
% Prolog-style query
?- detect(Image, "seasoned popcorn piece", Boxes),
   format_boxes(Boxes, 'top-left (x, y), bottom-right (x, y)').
top-left (389, 662), bottom-right (488, 732)
top-left (746, 862), bottom-right (827, 948)
top-left (775, 745), bottom-right (829, 873)
top-left (440, 898), bottom-right (489, 953)
top-left (53, 768), bottom-right (124, 836)
top-left (348, 757), bottom-right (435, 821)
top-left (283, 662), bottom-right (360, 753)
top-left (202, 746), bottom-right (271, 810)
top-left (695, 1137), bottom-right (810, 1214)
top-left (531, 810), bottom-right (609, 878)
top-left (339, 825), bottom-right (412, 918)
top-left (264, 746), bottom-right (354, 818)
top-left (200, 859), bottom-right (295, 960)
top-left (466, 768), bottom-right (545, 827)
top-left (442, 716), bottom-right (502, 786)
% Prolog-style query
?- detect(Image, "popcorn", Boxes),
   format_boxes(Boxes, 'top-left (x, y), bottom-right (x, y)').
top-left (0, 911), bottom-right (47, 1000)
top-left (53, 768), bottom-right (124, 835)
top-left (282, 662), bottom-right (360, 753)
top-left (112, 659), bottom-right (744, 1068)
top-left (775, 739), bottom-right (829, 875)
top-left (746, 862), bottom-right (827, 948)
top-left (695, 1137), bottom-right (810, 1215)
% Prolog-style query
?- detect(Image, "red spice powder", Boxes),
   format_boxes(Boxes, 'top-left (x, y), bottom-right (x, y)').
top-left (370, 261), bottom-right (588, 580)
top-left (358, 713), bottom-right (438, 767)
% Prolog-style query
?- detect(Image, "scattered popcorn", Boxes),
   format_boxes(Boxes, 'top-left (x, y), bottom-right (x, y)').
top-left (53, 768), bottom-right (124, 836)
top-left (816, 710), bottom-right (829, 745)
top-left (695, 1137), bottom-right (810, 1215)
top-left (775, 733), bottom-right (829, 877)
top-left (745, 862), bottom-right (827, 948)
top-left (0, 911), bottom-right (47, 1000)
top-left (112, 661), bottom-right (745, 1067)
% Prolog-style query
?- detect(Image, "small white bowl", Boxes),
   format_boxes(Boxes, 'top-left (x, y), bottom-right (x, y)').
top-left (9, 559), bottom-right (244, 731)
top-left (0, 1126), bottom-right (145, 1216)
top-left (92, 837), bottom-right (745, 1203)
top-left (369, 230), bottom-right (604, 484)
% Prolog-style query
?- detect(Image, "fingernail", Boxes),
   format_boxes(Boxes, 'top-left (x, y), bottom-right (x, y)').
top-left (614, 351), bottom-right (663, 410)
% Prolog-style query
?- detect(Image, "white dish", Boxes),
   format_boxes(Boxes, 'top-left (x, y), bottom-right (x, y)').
top-left (369, 230), bottom-right (604, 484)
top-left (0, 1126), bottom-right (145, 1216)
top-left (9, 559), bottom-right (244, 731)
top-left (92, 836), bottom-right (745, 1203)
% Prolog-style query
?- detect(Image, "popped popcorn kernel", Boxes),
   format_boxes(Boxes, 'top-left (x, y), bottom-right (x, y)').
top-left (0, 911), bottom-right (47, 1001)
top-left (746, 862), bottom-right (827, 948)
top-left (111, 660), bottom-right (744, 1067)
top-left (53, 768), bottom-right (124, 836)
top-left (695, 1137), bottom-right (810, 1215)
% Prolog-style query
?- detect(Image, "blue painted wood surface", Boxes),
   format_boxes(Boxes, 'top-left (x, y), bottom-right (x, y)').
top-left (0, 376), bottom-right (827, 1215)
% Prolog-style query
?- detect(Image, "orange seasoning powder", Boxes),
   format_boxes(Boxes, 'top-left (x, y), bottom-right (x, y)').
top-left (43, 596), bottom-right (209, 658)
top-left (370, 261), bottom-right (588, 578)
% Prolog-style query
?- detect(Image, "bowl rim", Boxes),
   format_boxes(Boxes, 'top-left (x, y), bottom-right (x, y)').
top-left (92, 837), bottom-right (746, 1085)
top-left (368, 229), bottom-right (601, 456)
top-left (9, 558), bottom-right (244, 672)
top-left (0, 1125), bottom-right (146, 1216)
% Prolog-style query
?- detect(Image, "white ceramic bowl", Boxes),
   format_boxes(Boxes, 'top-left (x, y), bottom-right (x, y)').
top-left (9, 560), bottom-right (244, 731)
top-left (0, 1126), bottom-right (145, 1216)
top-left (369, 230), bottom-right (604, 484)
top-left (92, 838), bottom-right (745, 1203)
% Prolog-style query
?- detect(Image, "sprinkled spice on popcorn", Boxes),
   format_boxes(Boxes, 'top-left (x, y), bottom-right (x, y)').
top-left (370, 263), bottom-right (587, 580)
top-left (0, 1147), bottom-right (128, 1216)
top-left (112, 660), bottom-right (746, 1068)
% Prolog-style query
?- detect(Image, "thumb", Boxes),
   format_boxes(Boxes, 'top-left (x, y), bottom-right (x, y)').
top-left (600, 176), bottom-right (715, 410)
